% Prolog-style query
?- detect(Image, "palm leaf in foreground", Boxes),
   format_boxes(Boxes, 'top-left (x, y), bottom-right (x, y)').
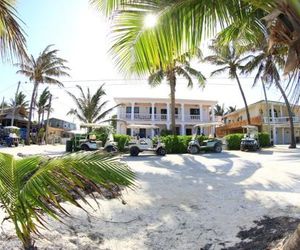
top-left (0, 152), bottom-right (135, 250)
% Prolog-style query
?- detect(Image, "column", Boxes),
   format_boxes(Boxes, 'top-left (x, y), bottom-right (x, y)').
top-left (167, 103), bottom-right (170, 122)
top-left (280, 106), bottom-right (283, 117)
top-left (131, 102), bottom-right (135, 120)
top-left (271, 103), bottom-right (275, 122)
top-left (181, 103), bottom-right (185, 122)
top-left (151, 102), bottom-right (155, 121)
top-left (199, 104), bottom-right (203, 122)
top-left (273, 126), bottom-right (277, 144)
top-left (181, 124), bottom-right (185, 135)
top-left (211, 105), bottom-right (215, 121)
top-left (282, 128), bottom-right (285, 144)
top-left (151, 129), bottom-right (155, 138)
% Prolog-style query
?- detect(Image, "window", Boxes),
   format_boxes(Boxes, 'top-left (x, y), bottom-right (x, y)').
top-left (161, 109), bottom-right (167, 114)
top-left (126, 128), bottom-right (131, 136)
top-left (175, 108), bottom-right (178, 114)
top-left (186, 128), bottom-right (192, 135)
top-left (190, 108), bottom-right (200, 115)
top-left (149, 107), bottom-right (157, 114)
top-left (134, 107), bottom-right (139, 113)
top-left (176, 126), bottom-right (180, 135)
top-left (126, 107), bottom-right (131, 114)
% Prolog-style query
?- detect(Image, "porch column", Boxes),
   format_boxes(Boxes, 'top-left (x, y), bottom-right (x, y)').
top-left (282, 128), bottom-right (285, 144)
top-left (271, 103), bottom-right (275, 122)
top-left (273, 126), bottom-right (277, 144)
top-left (130, 127), bottom-right (134, 136)
top-left (151, 102), bottom-right (155, 122)
top-left (280, 106), bottom-right (283, 117)
top-left (199, 104), bottom-right (203, 122)
top-left (131, 102), bottom-right (135, 120)
top-left (211, 105), bottom-right (215, 121)
top-left (167, 103), bottom-right (170, 122)
top-left (181, 103), bottom-right (185, 122)
top-left (151, 128), bottom-right (155, 138)
top-left (181, 124), bottom-right (185, 135)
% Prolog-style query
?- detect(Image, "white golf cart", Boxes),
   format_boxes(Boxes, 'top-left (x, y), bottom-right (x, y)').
top-left (240, 125), bottom-right (260, 151)
top-left (126, 124), bottom-right (166, 156)
top-left (68, 123), bottom-right (118, 152)
top-left (187, 122), bottom-right (223, 154)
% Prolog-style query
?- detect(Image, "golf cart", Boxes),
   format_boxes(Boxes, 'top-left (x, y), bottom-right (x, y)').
top-left (126, 124), bottom-right (166, 156)
top-left (187, 122), bottom-right (223, 154)
top-left (240, 125), bottom-right (260, 151)
top-left (1, 126), bottom-right (20, 147)
top-left (68, 123), bottom-right (118, 152)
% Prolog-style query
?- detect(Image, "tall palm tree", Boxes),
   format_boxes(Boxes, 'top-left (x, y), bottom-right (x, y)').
top-left (10, 91), bottom-right (29, 110)
top-left (0, 152), bottom-right (135, 250)
top-left (16, 45), bottom-right (70, 144)
top-left (226, 105), bottom-right (236, 114)
top-left (214, 104), bottom-right (225, 116)
top-left (243, 44), bottom-right (297, 148)
top-left (0, 0), bottom-right (27, 60)
top-left (36, 87), bottom-right (51, 127)
top-left (148, 55), bottom-right (205, 135)
top-left (66, 84), bottom-right (119, 130)
top-left (205, 42), bottom-right (252, 125)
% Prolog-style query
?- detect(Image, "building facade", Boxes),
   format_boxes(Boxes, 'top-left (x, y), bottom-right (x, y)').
top-left (115, 97), bottom-right (217, 137)
top-left (217, 100), bottom-right (300, 144)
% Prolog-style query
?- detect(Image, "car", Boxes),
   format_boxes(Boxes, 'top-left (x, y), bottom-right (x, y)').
top-left (187, 122), bottom-right (223, 154)
top-left (240, 125), bottom-right (260, 151)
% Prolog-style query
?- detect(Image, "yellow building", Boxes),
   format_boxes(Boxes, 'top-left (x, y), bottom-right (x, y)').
top-left (217, 100), bottom-right (300, 145)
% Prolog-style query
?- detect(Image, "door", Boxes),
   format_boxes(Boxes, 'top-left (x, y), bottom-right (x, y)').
top-left (139, 128), bottom-right (146, 138)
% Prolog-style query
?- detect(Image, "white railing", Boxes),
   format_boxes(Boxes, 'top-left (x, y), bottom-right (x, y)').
top-left (263, 116), bottom-right (300, 124)
top-left (119, 113), bottom-right (183, 121)
top-left (185, 115), bottom-right (201, 121)
top-left (154, 114), bottom-right (167, 121)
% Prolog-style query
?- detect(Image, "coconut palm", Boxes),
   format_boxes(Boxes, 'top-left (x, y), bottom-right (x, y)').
top-left (0, 0), bottom-right (27, 60)
top-left (225, 105), bottom-right (236, 115)
top-left (0, 152), bottom-right (135, 250)
top-left (16, 45), bottom-right (70, 145)
top-left (243, 43), bottom-right (297, 148)
top-left (10, 91), bottom-right (29, 110)
top-left (66, 84), bottom-right (119, 129)
top-left (214, 104), bottom-right (225, 116)
top-left (36, 87), bottom-right (51, 127)
top-left (148, 55), bottom-right (205, 135)
top-left (205, 42), bottom-right (251, 125)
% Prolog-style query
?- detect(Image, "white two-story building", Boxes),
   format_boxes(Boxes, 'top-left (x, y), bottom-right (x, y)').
top-left (115, 97), bottom-right (217, 137)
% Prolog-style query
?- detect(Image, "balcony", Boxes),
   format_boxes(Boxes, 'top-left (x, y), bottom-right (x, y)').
top-left (119, 113), bottom-right (203, 122)
top-left (263, 116), bottom-right (300, 124)
top-left (221, 116), bottom-right (262, 130)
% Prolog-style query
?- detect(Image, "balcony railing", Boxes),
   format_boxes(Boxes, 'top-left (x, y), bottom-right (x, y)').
top-left (185, 115), bottom-right (201, 121)
top-left (263, 116), bottom-right (300, 124)
top-left (119, 113), bottom-right (203, 121)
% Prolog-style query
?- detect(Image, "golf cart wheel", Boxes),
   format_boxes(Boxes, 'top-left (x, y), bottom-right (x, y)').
top-left (189, 145), bottom-right (199, 154)
top-left (156, 147), bottom-right (166, 156)
top-left (106, 145), bottom-right (118, 153)
top-left (240, 146), bottom-right (245, 151)
top-left (14, 142), bottom-right (19, 147)
top-left (130, 147), bottom-right (139, 156)
top-left (81, 144), bottom-right (90, 151)
top-left (214, 144), bottom-right (222, 153)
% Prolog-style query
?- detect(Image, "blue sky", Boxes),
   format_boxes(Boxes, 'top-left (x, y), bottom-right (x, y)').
top-left (0, 0), bottom-right (284, 121)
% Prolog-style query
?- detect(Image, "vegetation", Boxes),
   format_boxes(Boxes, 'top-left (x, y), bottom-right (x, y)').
top-left (67, 84), bottom-right (119, 130)
top-left (0, 152), bottom-right (135, 250)
top-left (36, 87), bottom-right (51, 127)
top-left (214, 104), bottom-right (225, 116)
top-left (225, 132), bottom-right (270, 150)
top-left (16, 45), bottom-right (70, 145)
top-left (10, 92), bottom-right (29, 110)
top-left (113, 134), bottom-right (130, 152)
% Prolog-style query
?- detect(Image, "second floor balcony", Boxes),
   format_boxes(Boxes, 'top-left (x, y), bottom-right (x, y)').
top-left (263, 116), bottom-right (300, 124)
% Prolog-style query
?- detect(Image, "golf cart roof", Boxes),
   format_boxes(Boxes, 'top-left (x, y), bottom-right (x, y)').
top-left (80, 123), bottom-right (110, 128)
top-left (193, 122), bottom-right (223, 128)
top-left (4, 126), bottom-right (20, 130)
top-left (127, 124), bottom-right (159, 129)
top-left (242, 125), bottom-right (258, 129)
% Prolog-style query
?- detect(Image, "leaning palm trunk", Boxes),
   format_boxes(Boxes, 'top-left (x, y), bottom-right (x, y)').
top-left (168, 71), bottom-right (177, 135)
top-left (283, 224), bottom-right (300, 250)
top-left (26, 83), bottom-right (38, 145)
top-left (275, 80), bottom-right (296, 148)
top-left (234, 72), bottom-right (251, 125)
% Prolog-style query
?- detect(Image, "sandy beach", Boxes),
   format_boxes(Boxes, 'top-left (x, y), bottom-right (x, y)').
top-left (0, 145), bottom-right (299, 249)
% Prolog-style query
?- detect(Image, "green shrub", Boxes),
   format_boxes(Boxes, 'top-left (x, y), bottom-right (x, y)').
top-left (113, 134), bottom-right (130, 152)
top-left (197, 135), bottom-right (209, 144)
top-left (225, 133), bottom-right (244, 150)
top-left (157, 135), bottom-right (192, 154)
top-left (258, 132), bottom-right (270, 147)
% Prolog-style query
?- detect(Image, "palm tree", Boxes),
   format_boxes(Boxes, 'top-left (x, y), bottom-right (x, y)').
top-left (243, 44), bottom-right (297, 148)
top-left (36, 87), bottom-right (51, 127)
top-left (16, 45), bottom-right (70, 145)
top-left (214, 104), bottom-right (225, 116)
top-left (66, 84), bottom-right (119, 130)
top-left (226, 106), bottom-right (236, 114)
top-left (205, 42), bottom-right (252, 125)
top-left (10, 91), bottom-right (29, 110)
top-left (0, 0), bottom-right (27, 60)
top-left (148, 55), bottom-right (205, 135)
top-left (0, 152), bottom-right (135, 250)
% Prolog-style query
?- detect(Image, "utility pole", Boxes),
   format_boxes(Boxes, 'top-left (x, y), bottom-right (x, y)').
top-left (45, 94), bottom-right (52, 144)
top-left (11, 81), bottom-right (21, 126)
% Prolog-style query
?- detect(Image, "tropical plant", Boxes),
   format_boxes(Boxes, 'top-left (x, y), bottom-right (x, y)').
top-left (0, 152), bottom-right (135, 250)
top-left (66, 84), bottom-right (119, 129)
top-left (0, 0), bottom-right (27, 60)
top-left (214, 104), bottom-right (225, 116)
top-left (16, 45), bottom-right (70, 144)
top-left (205, 42), bottom-right (252, 125)
top-left (36, 87), bottom-right (51, 127)
top-left (226, 105), bottom-right (236, 114)
top-left (10, 91), bottom-right (29, 110)
top-left (148, 54), bottom-right (205, 135)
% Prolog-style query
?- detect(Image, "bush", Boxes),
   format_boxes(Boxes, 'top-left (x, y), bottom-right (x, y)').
top-left (156, 135), bottom-right (192, 154)
top-left (113, 134), bottom-right (130, 152)
top-left (224, 134), bottom-right (244, 150)
top-left (258, 132), bottom-right (270, 147)
top-left (197, 135), bottom-right (209, 144)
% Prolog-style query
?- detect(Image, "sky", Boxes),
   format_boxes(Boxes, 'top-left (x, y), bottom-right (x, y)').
top-left (0, 0), bottom-right (285, 123)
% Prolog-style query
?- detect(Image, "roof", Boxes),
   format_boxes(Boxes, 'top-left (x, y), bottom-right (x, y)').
top-left (0, 106), bottom-right (28, 117)
top-left (223, 100), bottom-right (300, 118)
top-left (114, 97), bottom-right (217, 105)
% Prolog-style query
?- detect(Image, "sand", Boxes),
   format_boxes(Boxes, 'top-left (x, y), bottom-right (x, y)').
top-left (0, 145), bottom-right (299, 249)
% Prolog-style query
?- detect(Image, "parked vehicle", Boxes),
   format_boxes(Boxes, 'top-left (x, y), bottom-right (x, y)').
top-left (187, 122), bottom-right (223, 154)
top-left (240, 125), bottom-right (260, 151)
top-left (126, 124), bottom-right (166, 156)
top-left (0, 126), bottom-right (20, 147)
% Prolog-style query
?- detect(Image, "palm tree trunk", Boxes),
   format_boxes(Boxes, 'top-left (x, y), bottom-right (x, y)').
top-left (234, 73), bottom-right (251, 125)
top-left (168, 71), bottom-right (176, 135)
top-left (282, 224), bottom-right (300, 250)
top-left (26, 82), bottom-right (38, 145)
top-left (275, 80), bottom-right (296, 148)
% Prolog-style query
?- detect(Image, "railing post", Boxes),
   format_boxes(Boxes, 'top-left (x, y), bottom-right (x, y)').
top-left (151, 102), bottom-right (155, 121)
top-left (131, 102), bottom-right (134, 120)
